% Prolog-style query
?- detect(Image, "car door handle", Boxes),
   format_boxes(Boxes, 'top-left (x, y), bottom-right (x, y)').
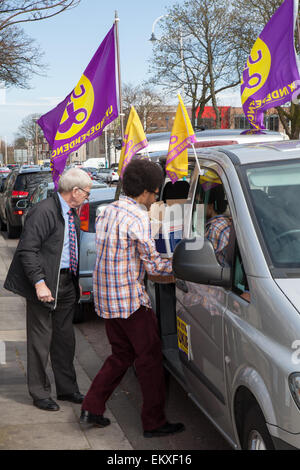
top-left (176, 279), bottom-right (189, 293)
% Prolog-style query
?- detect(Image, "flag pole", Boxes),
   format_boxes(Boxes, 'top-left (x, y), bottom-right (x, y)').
top-left (115, 11), bottom-right (124, 141)
top-left (114, 11), bottom-right (124, 199)
top-left (297, 16), bottom-right (300, 52)
top-left (178, 93), bottom-right (202, 177)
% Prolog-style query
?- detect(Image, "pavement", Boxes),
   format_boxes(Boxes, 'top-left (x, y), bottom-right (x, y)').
top-left (0, 233), bottom-right (133, 450)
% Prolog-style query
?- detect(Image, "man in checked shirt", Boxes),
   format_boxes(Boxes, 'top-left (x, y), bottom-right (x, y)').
top-left (205, 184), bottom-right (232, 266)
top-left (80, 159), bottom-right (185, 438)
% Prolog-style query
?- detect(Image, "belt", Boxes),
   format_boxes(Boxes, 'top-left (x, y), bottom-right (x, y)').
top-left (60, 268), bottom-right (71, 274)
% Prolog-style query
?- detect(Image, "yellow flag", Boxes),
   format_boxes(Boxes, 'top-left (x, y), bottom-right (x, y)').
top-left (118, 106), bottom-right (148, 178)
top-left (166, 94), bottom-right (196, 183)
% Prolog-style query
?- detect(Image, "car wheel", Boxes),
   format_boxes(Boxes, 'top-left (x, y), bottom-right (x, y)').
top-left (242, 404), bottom-right (274, 450)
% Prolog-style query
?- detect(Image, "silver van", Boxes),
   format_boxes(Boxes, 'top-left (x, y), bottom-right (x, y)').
top-left (146, 140), bottom-right (300, 450)
top-left (140, 128), bottom-right (288, 155)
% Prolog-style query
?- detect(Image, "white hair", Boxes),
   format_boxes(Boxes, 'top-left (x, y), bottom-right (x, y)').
top-left (58, 168), bottom-right (92, 193)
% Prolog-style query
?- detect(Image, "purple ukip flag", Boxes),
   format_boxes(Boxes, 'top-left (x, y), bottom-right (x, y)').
top-left (38, 25), bottom-right (118, 188)
top-left (241, 0), bottom-right (300, 129)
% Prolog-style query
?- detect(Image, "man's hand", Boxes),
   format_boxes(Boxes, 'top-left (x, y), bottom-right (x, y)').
top-left (35, 281), bottom-right (54, 303)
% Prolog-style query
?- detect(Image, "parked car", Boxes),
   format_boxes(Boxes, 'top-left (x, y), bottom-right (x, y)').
top-left (18, 181), bottom-right (55, 228)
top-left (0, 167), bottom-right (11, 179)
top-left (140, 139), bottom-right (300, 450)
top-left (6, 164), bottom-right (19, 170)
top-left (0, 167), bottom-right (52, 238)
top-left (97, 167), bottom-right (119, 184)
top-left (81, 166), bottom-right (101, 180)
top-left (75, 184), bottom-right (116, 323)
top-left (15, 178), bottom-right (110, 323)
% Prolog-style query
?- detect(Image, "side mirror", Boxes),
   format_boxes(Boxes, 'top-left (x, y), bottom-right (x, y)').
top-left (172, 237), bottom-right (231, 287)
top-left (16, 199), bottom-right (29, 210)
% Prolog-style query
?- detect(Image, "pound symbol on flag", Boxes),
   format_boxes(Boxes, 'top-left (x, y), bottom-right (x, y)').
top-left (55, 74), bottom-right (95, 140)
top-left (58, 85), bottom-right (88, 133)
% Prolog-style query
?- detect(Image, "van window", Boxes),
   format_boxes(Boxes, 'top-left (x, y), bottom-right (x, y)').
top-left (233, 244), bottom-right (249, 297)
top-left (191, 168), bottom-right (231, 266)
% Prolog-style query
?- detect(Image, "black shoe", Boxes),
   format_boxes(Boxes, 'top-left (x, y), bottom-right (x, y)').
top-left (33, 398), bottom-right (60, 411)
top-left (57, 392), bottom-right (85, 404)
top-left (143, 421), bottom-right (185, 438)
top-left (80, 410), bottom-right (111, 427)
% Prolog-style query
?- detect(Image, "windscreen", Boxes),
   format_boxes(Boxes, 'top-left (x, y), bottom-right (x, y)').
top-left (246, 161), bottom-right (300, 268)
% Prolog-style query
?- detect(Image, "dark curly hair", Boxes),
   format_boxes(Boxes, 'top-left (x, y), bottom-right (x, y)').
top-left (122, 158), bottom-right (164, 198)
top-left (207, 184), bottom-right (228, 214)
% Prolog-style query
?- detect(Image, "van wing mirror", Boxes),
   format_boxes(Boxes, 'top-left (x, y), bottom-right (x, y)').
top-left (172, 237), bottom-right (231, 287)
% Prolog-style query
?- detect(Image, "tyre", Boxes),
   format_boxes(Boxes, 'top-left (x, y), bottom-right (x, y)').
top-left (242, 404), bottom-right (274, 450)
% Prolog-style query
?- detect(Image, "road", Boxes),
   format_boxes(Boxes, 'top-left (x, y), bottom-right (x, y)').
top-left (1, 230), bottom-right (232, 451)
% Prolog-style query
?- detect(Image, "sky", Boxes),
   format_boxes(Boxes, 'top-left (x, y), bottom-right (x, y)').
top-left (0, 0), bottom-right (240, 144)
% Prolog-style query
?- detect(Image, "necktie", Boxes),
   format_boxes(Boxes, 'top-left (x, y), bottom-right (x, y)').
top-left (67, 209), bottom-right (78, 275)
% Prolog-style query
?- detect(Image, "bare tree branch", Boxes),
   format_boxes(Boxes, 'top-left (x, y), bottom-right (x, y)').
top-left (0, 0), bottom-right (81, 88)
top-left (149, 0), bottom-right (242, 127)
top-left (0, 1), bottom-right (80, 31)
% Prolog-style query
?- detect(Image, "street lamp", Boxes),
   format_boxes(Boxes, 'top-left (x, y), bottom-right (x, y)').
top-left (149, 14), bottom-right (185, 98)
top-left (32, 118), bottom-right (39, 165)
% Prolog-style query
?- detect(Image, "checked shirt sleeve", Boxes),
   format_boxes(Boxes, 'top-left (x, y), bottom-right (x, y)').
top-left (129, 213), bottom-right (172, 276)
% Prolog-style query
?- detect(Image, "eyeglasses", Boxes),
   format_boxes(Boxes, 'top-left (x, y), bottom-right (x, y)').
top-left (77, 187), bottom-right (91, 199)
top-left (150, 190), bottom-right (160, 200)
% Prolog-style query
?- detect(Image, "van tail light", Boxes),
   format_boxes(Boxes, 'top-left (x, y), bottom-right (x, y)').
top-left (79, 203), bottom-right (89, 231)
top-left (14, 210), bottom-right (24, 215)
top-left (12, 190), bottom-right (29, 198)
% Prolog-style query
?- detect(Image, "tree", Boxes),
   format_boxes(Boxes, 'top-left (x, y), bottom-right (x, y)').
top-left (0, 26), bottom-right (44, 88)
top-left (16, 113), bottom-right (43, 143)
top-left (0, 1), bottom-right (80, 31)
top-left (231, 0), bottom-right (300, 139)
top-left (14, 136), bottom-right (27, 148)
top-left (149, 0), bottom-right (242, 128)
top-left (0, 1), bottom-right (81, 88)
top-left (122, 82), bottom-right (165, 133)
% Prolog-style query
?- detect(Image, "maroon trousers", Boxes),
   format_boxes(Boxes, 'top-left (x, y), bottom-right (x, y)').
top-left (82, 306), bottom-right (167, 431)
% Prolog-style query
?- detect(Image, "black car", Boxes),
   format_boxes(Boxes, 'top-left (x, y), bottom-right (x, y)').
top-left (0, 167), bottom-right (52, 238)
top-left (19, 181), bottom-right (55, 228)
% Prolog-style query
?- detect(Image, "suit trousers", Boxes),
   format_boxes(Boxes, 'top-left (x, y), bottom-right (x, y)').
top-left (26, 271), bottom-right (79, 401)
top-left (82, 306), bottom-right (167, 431)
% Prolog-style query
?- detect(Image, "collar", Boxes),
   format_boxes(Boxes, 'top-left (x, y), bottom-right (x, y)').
top-left (119, 195), bottom-right (138, 205)
top-left (57, 192), bottom-right (71, 216)
top-left (206, 214), bottom-right (229, 224)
